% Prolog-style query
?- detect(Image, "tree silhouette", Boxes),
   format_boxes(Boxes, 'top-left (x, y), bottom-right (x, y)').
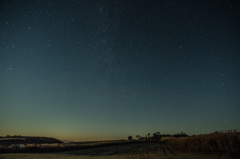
top-left (128, 136), bottom-right (133, 141)
top-left (152, 132), bottom-right (161, 140)
top-left (136, 135), bottom-right (141, 140)
top-left (147, 133), bottom-right (151, 140)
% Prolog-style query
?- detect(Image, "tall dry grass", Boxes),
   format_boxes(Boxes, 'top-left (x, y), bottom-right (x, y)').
top-left (165, 130), bottom-right (240, 157)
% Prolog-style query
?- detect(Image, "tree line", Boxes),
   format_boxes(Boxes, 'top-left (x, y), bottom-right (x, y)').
top-left (128, 132), bottom-right (188, 141)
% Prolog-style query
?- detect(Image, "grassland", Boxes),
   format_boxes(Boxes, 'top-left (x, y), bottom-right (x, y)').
top-left (1, 142), bottom-right (237, 159)
top-left (164, 130), bottom-right (240, 157)
top-left (0, 131), bottom-right (239, 159)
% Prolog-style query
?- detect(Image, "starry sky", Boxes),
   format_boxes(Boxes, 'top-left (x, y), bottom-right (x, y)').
top-left (0, 0), bottom-right (240, 141)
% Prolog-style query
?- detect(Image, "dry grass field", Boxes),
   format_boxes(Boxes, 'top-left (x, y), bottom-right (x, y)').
top-left (164, 130), bottom-right (240, 157)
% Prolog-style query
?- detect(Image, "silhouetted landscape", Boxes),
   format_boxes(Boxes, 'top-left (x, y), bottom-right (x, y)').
top-left (1, 130), bottom-right (239, 158)
top-left (0, 136), bottom-right (63, 146)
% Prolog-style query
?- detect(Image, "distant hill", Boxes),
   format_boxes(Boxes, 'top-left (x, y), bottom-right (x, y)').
top-left (0, 136), bottom-right (62, 145)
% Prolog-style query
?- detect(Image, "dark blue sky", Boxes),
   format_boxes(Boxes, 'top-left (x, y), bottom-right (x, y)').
top-left (0, 0), bottom-right (240, 141)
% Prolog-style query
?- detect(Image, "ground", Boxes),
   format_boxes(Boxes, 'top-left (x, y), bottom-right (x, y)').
top-left (0, 142), bottom-right (237, 159)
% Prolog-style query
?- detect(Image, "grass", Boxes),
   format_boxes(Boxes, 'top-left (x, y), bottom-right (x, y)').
top-left (164, 130), bottom-right (240, 157)
top-left (1, 130), bottom-right (240, 158)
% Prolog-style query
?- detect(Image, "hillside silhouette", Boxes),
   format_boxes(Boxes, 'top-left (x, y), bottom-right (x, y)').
top-left (0, 135), bottom-right (62, 145)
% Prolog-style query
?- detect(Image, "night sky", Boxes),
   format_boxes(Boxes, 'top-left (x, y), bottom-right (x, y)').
top-left (0, 0), bottom-right (240, 141)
